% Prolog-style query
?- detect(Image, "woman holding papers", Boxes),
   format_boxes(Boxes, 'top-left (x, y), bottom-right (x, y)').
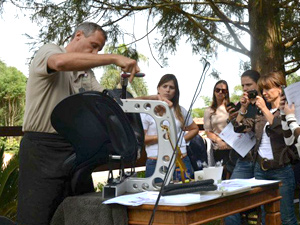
top-left (141, 74), bottom-right (198, 179)
top-left (203, 80), bottom-right (232, 179)
top-left (233, 71), bottom-right (297, 225)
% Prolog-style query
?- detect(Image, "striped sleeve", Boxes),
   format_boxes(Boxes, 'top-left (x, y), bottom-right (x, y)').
top-left (282, 112), bottom-right (300, 152)
top-left (281, 113), bottom-right (294, 146)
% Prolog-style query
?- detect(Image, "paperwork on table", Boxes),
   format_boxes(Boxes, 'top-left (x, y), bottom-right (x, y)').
top-left (103, 191), bottom-right (220, 206)
top-left (103, 178), bottom-right (280, 206)
top-left (218, 178), bottom-right (280, 196)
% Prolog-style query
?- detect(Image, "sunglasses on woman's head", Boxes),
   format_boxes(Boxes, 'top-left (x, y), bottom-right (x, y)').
top-left (215, 88), bottom-right (228, 94)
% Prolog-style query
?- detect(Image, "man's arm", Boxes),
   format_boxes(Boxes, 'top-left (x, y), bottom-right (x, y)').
top-left (48, 52), bottom-right (140, 82)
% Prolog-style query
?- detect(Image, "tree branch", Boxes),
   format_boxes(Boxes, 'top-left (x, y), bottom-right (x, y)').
top-left (284, 58), bottom-right (300, 65)
top-left (207, 0), bottom-right (250, 52)
top-left (286, 63), bottom-right (300, 75)
top-left (92, 0), bottom-right (249, 14)
top-left (284, 35), bottom-right (300, 48)
top-left (172, 4), bottom-right (250, 56)
top-left (278, 0), bottom-right (300, 9)
top-left (101, 11), bottom-right (133, 27)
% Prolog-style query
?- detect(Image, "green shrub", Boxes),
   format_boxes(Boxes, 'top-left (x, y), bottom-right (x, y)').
top-left (0, 137), bottom-right (20, 154)
top-left (0, 145), bottom-right (19, 221)
top-left (95, 182), bottom-right (106, 193)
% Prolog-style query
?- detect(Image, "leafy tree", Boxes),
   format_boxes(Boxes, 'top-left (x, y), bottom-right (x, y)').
top-left (0, 61), bottom-right (27, 126)
top-left (191, 108), bottom-right (206, 118)
top-left (230, 85), bottom-right (243, 103)
top-left (286, 73), bottom-right (300, 85)
top-left (0, 145), bottom-right (19, 221)
top-left (2, 0), bottom-right (299, 79)
top-left (100, 44), bottom-right (148, 97)
top-left (191, 96), bottom-right (211, 118)
top-left (201, 96), bottom-right (212, 107)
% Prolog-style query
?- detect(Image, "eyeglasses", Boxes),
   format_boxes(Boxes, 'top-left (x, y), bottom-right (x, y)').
top-left (215, 88), bottom-right (228, 94)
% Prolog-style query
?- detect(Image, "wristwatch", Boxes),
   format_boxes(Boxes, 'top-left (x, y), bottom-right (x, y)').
top-left (238, 109), bottom-right (247, 116)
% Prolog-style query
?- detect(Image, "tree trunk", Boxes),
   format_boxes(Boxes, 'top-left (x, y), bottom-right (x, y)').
top-left (248, 0), bottom-right (285, 77)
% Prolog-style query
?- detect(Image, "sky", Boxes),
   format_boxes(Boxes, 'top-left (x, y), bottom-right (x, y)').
top-left (0, 3), bottom-right (249, 110)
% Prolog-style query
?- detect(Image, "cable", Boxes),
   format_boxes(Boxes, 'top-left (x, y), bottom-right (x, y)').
top-left (148, 59), bottom-right (211, 225)
top-left (146, 9), bottom-right (163, 68)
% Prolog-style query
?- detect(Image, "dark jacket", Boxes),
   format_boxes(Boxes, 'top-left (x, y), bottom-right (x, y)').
top-left (234, 109), bottom-right (295, 168)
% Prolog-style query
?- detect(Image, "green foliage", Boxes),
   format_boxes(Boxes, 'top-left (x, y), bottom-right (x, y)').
top-left (201, 96), bottom-right (212, 107)
top-left (230, 85), bottom-right (243, 103)
top-left (95, 182), bottom-right (106, 193)
top-left (286, 73), bottom-right (300, 86)
top-left (136, 170), bottom-right (145, 178)
top-left (0, 137), bottom-right (20, 154)
top-left (5, 0), bottom-right (299, 76)
top-left (192, 108), bottom-right (205, 118)
top-left (0, 60), bottom-right (27, 126)
top-left (0, 145), bottom-right (19, 221)
top-left (100, 45), bottom-right (148, 97)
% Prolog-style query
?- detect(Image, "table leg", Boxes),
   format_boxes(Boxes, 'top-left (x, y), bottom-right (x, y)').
top-left (264, 200), bottom-right (281, 225)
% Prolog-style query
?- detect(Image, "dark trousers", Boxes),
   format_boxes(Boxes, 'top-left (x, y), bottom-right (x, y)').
top-left (17, 132), bottom-right (74, 225)
top-left (213, 149), bottom-right (230, 180)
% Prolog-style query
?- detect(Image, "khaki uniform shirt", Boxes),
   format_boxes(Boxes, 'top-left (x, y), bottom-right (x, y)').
top-left (23, 43), bottom-right (103, 133)
top-left (72, 70), bottom-right (103, 93)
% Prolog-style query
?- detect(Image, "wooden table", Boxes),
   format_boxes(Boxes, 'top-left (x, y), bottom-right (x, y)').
top-left (128, 183), bottom-right (282, 225)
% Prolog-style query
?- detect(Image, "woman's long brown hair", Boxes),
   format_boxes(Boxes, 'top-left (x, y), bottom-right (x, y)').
top-left (210, 80), bottom-right (230, 113)
top-left (157, 74), bottom-right (184, 128)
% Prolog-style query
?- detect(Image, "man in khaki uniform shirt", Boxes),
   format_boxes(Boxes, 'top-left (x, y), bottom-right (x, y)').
top-left (18, 22), bottom-right (140, 225)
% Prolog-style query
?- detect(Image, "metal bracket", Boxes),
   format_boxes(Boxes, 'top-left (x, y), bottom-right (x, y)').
top-left (102, 99), bottom-right (177, 198)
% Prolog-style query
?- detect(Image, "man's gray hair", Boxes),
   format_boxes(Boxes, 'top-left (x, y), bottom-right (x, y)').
top-left (71, 22), bottom-right (107, 40)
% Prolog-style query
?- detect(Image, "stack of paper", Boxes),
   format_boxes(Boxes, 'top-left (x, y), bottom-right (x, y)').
top-left (217, 178), bottom-right (280, 196)
top-left (103, 178), bottom-right (280, 206)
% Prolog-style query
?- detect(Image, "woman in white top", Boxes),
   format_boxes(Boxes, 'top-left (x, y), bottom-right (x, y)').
top-left (142, 74), bottom-right (199, 179)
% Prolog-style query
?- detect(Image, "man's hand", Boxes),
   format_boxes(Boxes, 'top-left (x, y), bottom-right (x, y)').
top-left (115, 55), bottom-right (140, 83)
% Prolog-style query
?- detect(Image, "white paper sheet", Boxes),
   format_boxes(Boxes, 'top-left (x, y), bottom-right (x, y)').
top-left (219, 122), bottom-right (256, 157)
top-left (221, 178), bottom-right (280, 188)
top-left (215, 178), bottom-right (280, 196)
top-left (102, 179), bottom-right (279, 206)
top-left (103, 191), bottom-right (221, 206)
top-left (284, 82), bottom-right (300, 122)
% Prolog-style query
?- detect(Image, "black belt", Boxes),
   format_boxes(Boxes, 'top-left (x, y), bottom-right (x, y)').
top-left (23, 131), bottom-right (67, 142)
top-left (256, 154), bottom-right (286, 171)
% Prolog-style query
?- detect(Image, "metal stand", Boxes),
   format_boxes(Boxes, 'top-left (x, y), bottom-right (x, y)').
top-left (102, 98), bottom-right (177, 198)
